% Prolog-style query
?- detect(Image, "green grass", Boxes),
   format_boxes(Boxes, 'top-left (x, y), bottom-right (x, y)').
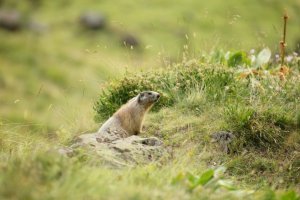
top-left (1, 0), bottom-right (300, 199)
top-left (83, 52), bottom-right (300, 198)
top-left (1, 61), bottom-right (300, 199)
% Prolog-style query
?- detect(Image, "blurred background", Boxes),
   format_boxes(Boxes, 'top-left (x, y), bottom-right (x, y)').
top-left (0, 0), bottom-right (299, 133)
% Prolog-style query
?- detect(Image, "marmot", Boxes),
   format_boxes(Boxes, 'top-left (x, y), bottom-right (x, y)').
top-left (98, 91), bottom-right (160, 137)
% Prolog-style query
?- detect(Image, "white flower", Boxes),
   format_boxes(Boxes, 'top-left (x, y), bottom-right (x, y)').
top-left (286, 55), bottom-right (293, 62)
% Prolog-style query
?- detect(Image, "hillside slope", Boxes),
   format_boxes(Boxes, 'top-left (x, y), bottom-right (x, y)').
top-left (1, 51), bottom-right (299, 199)
top-left (1, 0), bottom-right (300, 199)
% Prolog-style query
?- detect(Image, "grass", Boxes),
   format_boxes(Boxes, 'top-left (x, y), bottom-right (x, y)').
top-left (2, 56), bottom-right (300, 200)
top-left (1, 61), bottom-right (300, 199)
top-left (91, 50), bottom-right (299, 196)
top-left (1, 0), bottom-right (300, 199)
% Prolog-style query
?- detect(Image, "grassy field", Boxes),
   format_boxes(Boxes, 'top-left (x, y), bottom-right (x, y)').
top-left (0, 0), bottom-right (300, 199)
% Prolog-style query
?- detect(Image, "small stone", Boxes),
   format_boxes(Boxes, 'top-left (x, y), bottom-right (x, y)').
top-left (58, 147), bottom-right (74, 157)
top-left (27, 20), bottom-right (48, 34)
top-left (211, 131), bottom-right (235, 154)
top-left (0, 10), bottom-right (22, 31)
top-left (121, 34), bottom-right (140, 48)
top-left (79, 12), bottom-right (106, 30)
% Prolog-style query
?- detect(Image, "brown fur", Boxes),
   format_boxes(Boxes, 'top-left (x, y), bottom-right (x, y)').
top-left (98, 91), bottom-right (160, 136)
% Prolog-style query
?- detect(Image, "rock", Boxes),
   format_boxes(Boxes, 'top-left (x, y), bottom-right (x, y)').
top-left (58, 146), bottom-right (74, 157)
top-left (0, 10), bottom-right (22, 31)
top-left (121, 34), bottom-right (140, 48)
top-left (60, 131), bottom-right (167, 168)
top-left (79, 12), bottom-right (106, 30)
top-left (211, 131), bottom-right (234, 154)
top-left (27, 20), bottom-right (48, 34)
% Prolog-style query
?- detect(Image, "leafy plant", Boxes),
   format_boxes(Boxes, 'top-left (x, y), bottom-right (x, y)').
top-left (227, 51), bottom-right (250, 67)
top-left (172, 167), bottom-right (230, 191)
top-left (254, 48), bottom-right (272, 68)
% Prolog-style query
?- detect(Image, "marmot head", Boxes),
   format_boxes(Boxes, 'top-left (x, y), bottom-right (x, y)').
top-left (137, 91), bottom-right (160, 106)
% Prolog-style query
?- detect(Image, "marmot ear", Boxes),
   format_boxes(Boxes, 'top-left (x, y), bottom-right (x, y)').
top-left (138, 93), bottom-right (144, 103)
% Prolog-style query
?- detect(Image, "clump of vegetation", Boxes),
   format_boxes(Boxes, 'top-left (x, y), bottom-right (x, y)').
top-left (227, 154), bottom-right (277, 177)
top-left (171, 166), bottom-right (300, 200)
top-left (224, 104), bottom-right (296, 152)
top-left (284, 153), bottom-right (300, 185)
top-left (93, 69), bottom-right (176, 122)
top-left (94, 46), bottom-right (300, 121)
top-left (94, 63), bottom-right (239, 121)
top-left (94, 49), bottom-right (299, 154)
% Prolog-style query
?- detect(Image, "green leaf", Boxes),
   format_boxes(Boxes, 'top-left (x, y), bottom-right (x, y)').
top-left (171, 172), bottom-right (185, 185)
top-left (255, 48), bottom-right (271, 67)
top-left (280, 190), bottom-right (299, 200)
top-left (217, 180), bottom-right (236, 190)
top-left (186, 171), bottom-right (198, 184)
top-left (197, 169), bottom-right (214, 186)
top-left (227, 51), bottom-right (250, 67)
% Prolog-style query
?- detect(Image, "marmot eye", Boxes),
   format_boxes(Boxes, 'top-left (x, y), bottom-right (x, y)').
top-left (147, 92), bottom-right (151, 95)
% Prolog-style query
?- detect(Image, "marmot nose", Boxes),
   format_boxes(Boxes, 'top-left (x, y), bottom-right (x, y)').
top-left (157, 94), bottom-right (160, 99)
